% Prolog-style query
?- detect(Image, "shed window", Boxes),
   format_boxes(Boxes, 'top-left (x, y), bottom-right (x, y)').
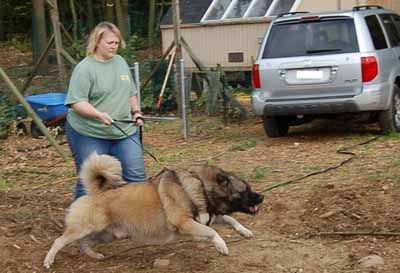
top-left (245, 0), bottom-right (273, 17)
top-left (225, 0), bottom-right (252, 19)
top-left (202, 0), bottom-right (301, 22)
top-left (204, 0), bottom-right (233, 21)
top-left (269, 0), bottom-right (296, 16)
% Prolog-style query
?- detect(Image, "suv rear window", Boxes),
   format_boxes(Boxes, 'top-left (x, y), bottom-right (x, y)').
top-left (262, 18), bottom-right (359, 58)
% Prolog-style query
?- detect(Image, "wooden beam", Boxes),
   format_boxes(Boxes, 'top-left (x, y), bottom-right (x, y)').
top-left (181, 37), bottom-right (206, 71)
top-left (60, 23), bottom-right (74, 44)
top-left (45, 0), bottom-right (55, 9)
top-left (21, 33), bottom-right (55, 93)
top-left (60, 48), bottom-right (78, 65)
top-left (157, 48), bottom-right (176, 108)
top-left (141, 41), bottom-right (175, 90)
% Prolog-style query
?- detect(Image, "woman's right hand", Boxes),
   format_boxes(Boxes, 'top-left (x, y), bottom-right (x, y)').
top-left (72, 102), bottom-right (113, 125)
top-left (95, 111), bottom-right (113, 125)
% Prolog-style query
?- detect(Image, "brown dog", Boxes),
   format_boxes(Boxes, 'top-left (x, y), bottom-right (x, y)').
top-left (44, 153), bottom-right (264, 268)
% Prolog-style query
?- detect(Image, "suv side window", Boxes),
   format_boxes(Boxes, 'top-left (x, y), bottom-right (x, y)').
top-left (379, 14), bottom-right (400, 47)
top-left (392, 14), bottom-right (400, 43)
top-left (365, 15), bottom-right (388, 50)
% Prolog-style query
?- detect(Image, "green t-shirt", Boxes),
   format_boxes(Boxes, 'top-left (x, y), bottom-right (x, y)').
top-left (65, 55), bottom-right (137, 139)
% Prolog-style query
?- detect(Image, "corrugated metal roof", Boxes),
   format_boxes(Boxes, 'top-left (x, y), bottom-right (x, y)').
top-left (161, 0), bottom-right (213, 25)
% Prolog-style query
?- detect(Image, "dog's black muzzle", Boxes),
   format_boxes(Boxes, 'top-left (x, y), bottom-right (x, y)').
top-left (231, 191), bottom-right (264, 215)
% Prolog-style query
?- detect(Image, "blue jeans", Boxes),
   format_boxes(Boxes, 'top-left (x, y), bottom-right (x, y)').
top-left (65, 121), bottom-right (147, 199)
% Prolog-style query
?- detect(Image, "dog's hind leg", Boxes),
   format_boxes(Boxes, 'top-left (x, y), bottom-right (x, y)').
top-left (179, 219), bottom-right (229, 255)
top-left (80, 238), bottom-right (104, 259)
top-left (80, 228), bottom-right (121, 259)
top-left (79, 233), bottom-right (108, 259)
top-left (43, 227), bottom-right (94, 269)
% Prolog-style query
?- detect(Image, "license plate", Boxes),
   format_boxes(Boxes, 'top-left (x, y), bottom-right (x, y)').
top-left (296, 70), bottom-right (323, 80)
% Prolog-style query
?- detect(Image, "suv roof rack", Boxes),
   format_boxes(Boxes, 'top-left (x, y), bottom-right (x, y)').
top-left (352, 5), bottom-right (383, 11)
top-left (276, 11), bottom-right (309, 18)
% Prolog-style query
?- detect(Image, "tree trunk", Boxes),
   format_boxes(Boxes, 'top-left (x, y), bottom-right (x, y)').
top-left (148, 0), bottom-right (156, 59)
top-left (115, 0), bottom-right (129, 41)
top-left (49, 0), bottom-right (66, 88)
top-left (31, 0), bottom-right (48, 74)
top-left (69, 0), bottom-right (78, 40)
top-left (87, 0), bottom-right (95, 30)
top-left (0, 0), bottom-right (5, 41)
top-left (105, 0), bottom-right (115, 23)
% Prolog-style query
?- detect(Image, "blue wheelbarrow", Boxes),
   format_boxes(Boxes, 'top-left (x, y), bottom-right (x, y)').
top-left (25, 92), bottom-right (68, 138)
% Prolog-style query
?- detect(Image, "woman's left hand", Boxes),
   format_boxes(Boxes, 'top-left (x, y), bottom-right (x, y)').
top-left (133, 112), bottom-right (144, 127)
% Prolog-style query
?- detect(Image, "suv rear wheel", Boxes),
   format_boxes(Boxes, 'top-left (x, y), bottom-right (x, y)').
top-left (378, 86), bottom-right (400, 133)
top-left (263, 117), bottom-right (289, 137)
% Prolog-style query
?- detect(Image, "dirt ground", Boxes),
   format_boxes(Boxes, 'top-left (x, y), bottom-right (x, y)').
top-left (1, 47), bottom-right (400, 273)
top-left (1, 115), bottom-right (400, 273)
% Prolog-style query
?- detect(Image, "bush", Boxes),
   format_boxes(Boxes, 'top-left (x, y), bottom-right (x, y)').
top-left (0, 95), bottom-right (22, 139)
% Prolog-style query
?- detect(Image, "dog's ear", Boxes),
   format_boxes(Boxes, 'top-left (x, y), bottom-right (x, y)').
top-left (216, 173), bottom-right (229, 186)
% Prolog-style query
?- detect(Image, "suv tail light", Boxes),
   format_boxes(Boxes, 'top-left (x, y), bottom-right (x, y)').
top-left (252, 64), bottom-right (261, 89)
top-left (361, 56), bottom-right (378, 82)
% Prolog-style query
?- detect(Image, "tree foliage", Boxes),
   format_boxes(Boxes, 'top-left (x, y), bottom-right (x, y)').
top-left (1, 0), bottom-right (167, 44)
top-left (0, 0), bottom-right (32, 41)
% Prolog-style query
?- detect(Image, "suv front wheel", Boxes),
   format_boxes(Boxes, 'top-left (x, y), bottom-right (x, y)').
top-left (378, 86), bottom-right (400, 133)
top-left (263, 117), bottom-right (289, 137)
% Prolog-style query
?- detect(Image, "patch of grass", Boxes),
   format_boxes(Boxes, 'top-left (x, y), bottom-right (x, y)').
top-left (0, 180), bottom-right (13, 191)
top-left (366, 170), bottom-right (400, 183)
top-left (206, 159), bottom-right (217, 166)
top-left (189, 116), bottom-right (225, 136)
top-left (231, 137), bottom-right (257, 151)
top-left (366, 174), bottom-right (380, 183)
top-left (2, 37), bottom-right (31, 52)
top-left (65, 183), bottom-right (76, 194)
top-left (391, 157), bottom-right (400, 166)
top-left (0, 171), bottom-right (22, 191)
top-left (14, 211), bottom-right (34, 223)
top-left (382, 171), bottom-right (400, 181)
top-left (158, 152), bottom-right (182, 163)
top-left (143, 122), bottom-right (154, 132)
top-left (233, 88), bottom-right (253, 96)
top-left (381, 132), bottom-right (400, 140)
top-left (251, 167), bottom-right (267, 182)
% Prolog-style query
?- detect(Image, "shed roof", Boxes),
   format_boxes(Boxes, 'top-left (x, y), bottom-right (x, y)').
top-left (161, 0), bottom-right (213, 25)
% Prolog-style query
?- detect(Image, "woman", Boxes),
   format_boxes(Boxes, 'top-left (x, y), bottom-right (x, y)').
top-left (65, 22), bottom-right (146, 199)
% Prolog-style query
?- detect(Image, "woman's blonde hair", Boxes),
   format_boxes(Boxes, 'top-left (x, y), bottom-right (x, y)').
top-left (86, 22), bottom-right (126, 56)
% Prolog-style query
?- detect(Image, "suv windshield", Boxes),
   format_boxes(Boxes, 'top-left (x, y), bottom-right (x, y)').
top-left (262, 18), bottom-right (359, 58)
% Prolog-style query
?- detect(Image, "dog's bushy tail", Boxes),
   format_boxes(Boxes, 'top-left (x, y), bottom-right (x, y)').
top-left (80, 152), bottom-right (125, 195)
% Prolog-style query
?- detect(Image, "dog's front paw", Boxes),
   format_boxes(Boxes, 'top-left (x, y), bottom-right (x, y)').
top-left (197, 213), bottom-right (210, 225)
top-left (238, 226), bottom-right (254, 238)
top-left (91, 252), bottom-right (105, 260)
top-left (43, 254), bottom-right (54, 269)
top-left (212, 234), bottom-right (229, 255)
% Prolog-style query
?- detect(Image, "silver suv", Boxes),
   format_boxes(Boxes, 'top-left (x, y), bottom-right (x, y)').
top-left (251, 5), bottom-right (400, 137)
